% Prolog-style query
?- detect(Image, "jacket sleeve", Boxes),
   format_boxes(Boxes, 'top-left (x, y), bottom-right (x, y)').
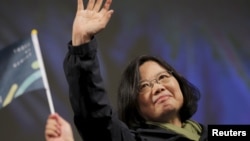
top-left (63, 38), bottom-right (136, 141)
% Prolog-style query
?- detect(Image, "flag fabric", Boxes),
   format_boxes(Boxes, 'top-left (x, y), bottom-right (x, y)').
top-left (0, 29), bottom-right (54, 113)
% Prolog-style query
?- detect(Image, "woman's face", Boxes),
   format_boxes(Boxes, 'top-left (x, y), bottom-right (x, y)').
top-left (137, 61), bottom-right (183, 122)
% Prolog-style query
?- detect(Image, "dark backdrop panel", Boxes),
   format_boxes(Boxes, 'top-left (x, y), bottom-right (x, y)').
top-left (0, 0), bottom-right (249, 141)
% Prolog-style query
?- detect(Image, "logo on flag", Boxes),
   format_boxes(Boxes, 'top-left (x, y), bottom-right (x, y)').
top-left (0, 35), bottom-right (44, 109)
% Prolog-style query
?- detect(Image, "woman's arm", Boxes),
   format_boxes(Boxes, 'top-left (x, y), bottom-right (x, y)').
top-left (63, 1), bottom-right (136, 140)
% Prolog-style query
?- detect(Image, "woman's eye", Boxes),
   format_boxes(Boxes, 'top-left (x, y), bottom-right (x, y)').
top-left (159, 74), bottom-right (168, 80)
top-left (140, 83), bottom-right (150, 89)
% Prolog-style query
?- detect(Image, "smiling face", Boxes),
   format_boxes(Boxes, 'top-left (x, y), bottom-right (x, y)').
top-left (137, 61), bottom-right (184, 124)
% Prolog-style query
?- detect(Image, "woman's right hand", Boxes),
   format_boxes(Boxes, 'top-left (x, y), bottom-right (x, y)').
top-left (72, 0), bottom-right (114, 46)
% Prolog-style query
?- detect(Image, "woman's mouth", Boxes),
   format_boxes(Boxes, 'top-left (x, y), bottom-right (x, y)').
top-left (154, 95), bottom-right (171, 104)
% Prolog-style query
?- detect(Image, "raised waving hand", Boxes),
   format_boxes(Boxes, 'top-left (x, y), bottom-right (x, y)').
top-left (72, 0), bottom-right (114, 45)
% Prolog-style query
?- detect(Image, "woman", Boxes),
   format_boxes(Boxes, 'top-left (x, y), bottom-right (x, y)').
top-left (45, 0), bottom-right (207, 140)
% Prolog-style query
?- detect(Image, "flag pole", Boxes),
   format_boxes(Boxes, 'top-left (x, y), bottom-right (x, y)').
top-left (31, 29), bottom-right (55, 114)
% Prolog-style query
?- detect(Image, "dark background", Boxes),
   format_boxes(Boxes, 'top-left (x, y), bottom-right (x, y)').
top-left (0, 0), bottom-right (249, 141)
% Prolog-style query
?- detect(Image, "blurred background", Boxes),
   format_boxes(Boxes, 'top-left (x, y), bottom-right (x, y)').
top-left (0, 0), bottom-right (249, 140)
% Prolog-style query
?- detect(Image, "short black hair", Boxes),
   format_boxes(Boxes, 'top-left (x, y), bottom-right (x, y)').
top-left (117, 55), bottom-right (200, 128)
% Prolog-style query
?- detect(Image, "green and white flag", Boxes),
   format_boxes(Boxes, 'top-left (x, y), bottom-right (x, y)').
top-left (0, 29), bottom-right (54, 113)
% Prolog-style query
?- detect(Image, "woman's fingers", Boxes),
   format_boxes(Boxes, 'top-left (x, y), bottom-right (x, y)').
top-left (86, 0), bottom-right (95, 10)
top-left (103, 0), bottom-right (112, 11)
top-left (93, 0), bottom-right (103, 12)
top-left (100, 0), bottom-right (113, 14)
top-left (77, 0), bottom-right (84, 11)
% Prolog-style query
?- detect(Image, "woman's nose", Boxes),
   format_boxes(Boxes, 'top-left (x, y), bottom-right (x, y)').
top-left (152, 83), bottom-right (165, 95)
